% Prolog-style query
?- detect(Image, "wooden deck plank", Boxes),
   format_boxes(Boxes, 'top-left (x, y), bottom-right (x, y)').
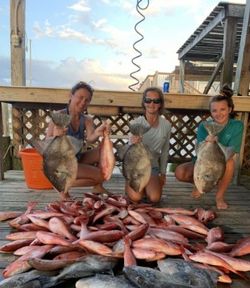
top-left (0, 170), bottom-right (250, 287)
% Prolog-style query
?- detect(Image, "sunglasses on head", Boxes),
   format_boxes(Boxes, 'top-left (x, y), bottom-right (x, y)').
top-left (144, 97), bottom-right (161, 104)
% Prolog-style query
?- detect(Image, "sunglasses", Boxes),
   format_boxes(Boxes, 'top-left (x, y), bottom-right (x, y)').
top-left (144, 97), bottom-right (161, 104)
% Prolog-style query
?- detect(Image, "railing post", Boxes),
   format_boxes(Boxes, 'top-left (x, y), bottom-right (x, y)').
top-left (0, 103), bottom-right (4, 180)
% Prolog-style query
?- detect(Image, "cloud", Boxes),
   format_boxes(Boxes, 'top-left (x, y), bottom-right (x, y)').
top-left (33, 20), bottom-right (55, 38)
top-left (23, 57), bottom-right (130, 90)
top-left (68, 0), bottom-right (91, 12)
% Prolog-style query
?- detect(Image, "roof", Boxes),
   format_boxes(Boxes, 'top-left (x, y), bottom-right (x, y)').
top-left (177, 2), bottom-right (245, 62)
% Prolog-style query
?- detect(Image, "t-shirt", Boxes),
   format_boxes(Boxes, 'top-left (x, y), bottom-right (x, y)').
top-left (197, 118), bottom-right (244, 153)
top-left (132, 116), bottom-right (172, 174)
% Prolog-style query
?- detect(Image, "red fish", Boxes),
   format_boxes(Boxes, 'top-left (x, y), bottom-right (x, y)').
top-left (133, 237), bottom-right (183, 256)
top-left (36, 231), bottom-right (72, 246)
top-left (124, 236), bottom-right (137, 267)
top-left (195, 208), bottom-right (216, 224)
top-left (48, 217), bottom-right (77, 241)
top-left (6, 231), bottom-right (37, 240)
top-left (99, 126), bottom-right (115, 181)
top-left (81, 230), bottom-right (124, 243)
top-left (0, 211), bottom-right (22, 222)
top-left (206, 250), bottom-right (250, 272)
top-left (76, 239), bottom-right (113, 256)
top-left (0, 239), bottom-right (33, 253)
top-left (189, 251), bottom-right (239, 275)
top-left (2, 244), bottom-right (53, 278)
top-left (230, 237), bottom-right (250, 257)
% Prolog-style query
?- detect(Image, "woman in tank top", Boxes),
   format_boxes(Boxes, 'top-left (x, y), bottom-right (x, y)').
top-left (46, 81), bottom-right (109, 198)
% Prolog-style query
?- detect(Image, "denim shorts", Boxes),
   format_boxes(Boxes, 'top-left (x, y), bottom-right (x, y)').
top-left (151, 166), bottom-right (160, 176)
top-left (76, 152), bottom-right (84, 161)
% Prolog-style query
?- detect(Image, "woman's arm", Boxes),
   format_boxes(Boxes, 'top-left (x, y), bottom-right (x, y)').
top-left (46, 110), bottom-right (68, 138)
top-left (159, 128), bottom-right (171, 176)
top-left (85, 116), bottom-right (108, 143)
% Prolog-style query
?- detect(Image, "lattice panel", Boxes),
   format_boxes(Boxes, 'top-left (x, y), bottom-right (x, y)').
top-left (165, 110), bottom-right (210, 162)
top-left (21, 109), bottom-right (51, 147)
top-left (12, 107), bottom-right (249, 170)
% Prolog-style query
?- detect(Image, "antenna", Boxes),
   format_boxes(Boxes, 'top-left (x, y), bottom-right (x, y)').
top-left (128, 0), bottom-right (150, 91)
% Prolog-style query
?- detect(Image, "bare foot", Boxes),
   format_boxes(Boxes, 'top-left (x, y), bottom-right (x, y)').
top-left (216, 198), bottom-right (228, 210)
top-left (92, 184), bottom-right (110, 195)
top-left (191, 188), bottom-right (202, 199)
top-left (59, 191), bottom-right (71, 201)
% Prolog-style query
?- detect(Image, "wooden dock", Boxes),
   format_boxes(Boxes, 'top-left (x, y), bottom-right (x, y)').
top-left (0, 170), bottom-right (250, 287)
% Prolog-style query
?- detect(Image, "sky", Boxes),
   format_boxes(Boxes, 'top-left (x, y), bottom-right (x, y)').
top-left (0, 0), bottom-right (246, 91)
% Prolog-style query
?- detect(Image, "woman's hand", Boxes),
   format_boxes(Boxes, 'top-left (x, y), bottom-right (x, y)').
top-left (205, 135), bottom-right (218, 142)
top-left (95, 121), bottom-right (110, 137)
top-left (129, 134), bottom-right (142, 144)
top-left (53, 125), bottom-right (68, 136)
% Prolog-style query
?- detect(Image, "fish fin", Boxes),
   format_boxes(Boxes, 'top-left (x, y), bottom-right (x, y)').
top-left (218, 144), bottom-right (235, 161)
top-left (30, 137), bottom-right (55, 155)
top-left (203, 121), bottom-right (225, 136)
top-left (129, 121), bottom-right (150, 136)
top-left (195, 141), bottom-right (203, 154)
top-left (116, 144), bottom-right (130, 161)
top-left (67, 136), bottom-right (83, 155)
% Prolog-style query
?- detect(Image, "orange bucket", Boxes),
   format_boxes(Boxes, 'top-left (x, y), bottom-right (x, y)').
top-left (19, 148), bottom-right (53, 190)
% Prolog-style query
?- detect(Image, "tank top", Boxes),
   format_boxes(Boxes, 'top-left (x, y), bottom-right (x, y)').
top-left (63, 107), bottom-right (86, 140)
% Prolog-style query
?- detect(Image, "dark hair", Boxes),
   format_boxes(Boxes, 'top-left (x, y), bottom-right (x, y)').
top-left (209, 84), bottom-right (236, 118)
top-left (70, 81), bottom-right (94, 98)
top-left (142, 86), bottom-right (165, 115)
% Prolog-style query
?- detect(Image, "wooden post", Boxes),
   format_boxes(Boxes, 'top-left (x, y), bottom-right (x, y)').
top-left (220, 16), bottom-right (238, 87)
top-left (178, 59), bottom-right (185, 93)
top-left (233, 0), bottom-right (250, 183)
top-left (234, 0), bottom-right (250, 96)
top-left (203, 57), bottom-right (224, 94)
top-left (0, 104), bottom-right (3, 180)
top-left (10, 0), bottom-right (26, 169)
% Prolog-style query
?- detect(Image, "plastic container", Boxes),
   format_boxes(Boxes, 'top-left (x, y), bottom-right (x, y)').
top-left (163, 81), bottom-right (170, 93)
top-left (19, 148), bottom-right (53, 190)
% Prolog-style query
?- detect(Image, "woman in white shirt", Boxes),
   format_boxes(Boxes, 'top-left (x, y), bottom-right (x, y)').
top-left (127, 87), bottom-right (171, 203)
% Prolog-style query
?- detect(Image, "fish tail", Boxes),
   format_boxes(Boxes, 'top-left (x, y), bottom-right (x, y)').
top-left (203, 121), bottom-right (225, 136)
top-left (129, 122), bottom-right (150, 136)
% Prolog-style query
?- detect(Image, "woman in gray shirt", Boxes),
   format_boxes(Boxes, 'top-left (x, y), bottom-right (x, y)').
top-left (127, 87), bottom-right (171, 203)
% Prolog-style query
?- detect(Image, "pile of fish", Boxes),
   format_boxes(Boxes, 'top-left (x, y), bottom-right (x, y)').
top-left (1, 193), bottom-right (250, 287)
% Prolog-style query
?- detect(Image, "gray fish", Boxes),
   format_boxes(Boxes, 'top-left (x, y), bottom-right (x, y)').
top-left (193, 121), bottom-right (232, 193)
top-left (31, 111), bottom-right (84, 195)
top-left (76, 274), bottom-right (137, 288)
top-left (123, 265), bottom-right (198, 288)
top-left (118, 121), bottom-right (152, 192)
top-left (157, 258), bottom-right (218, 288)
top-left (42, 255), bottom-right (118, 288)
top-left (38, 135), bottom-right (78, 194)
top-left (0, 270), bottom-right (57, 288)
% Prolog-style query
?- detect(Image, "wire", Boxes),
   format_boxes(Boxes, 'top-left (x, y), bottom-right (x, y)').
top-left (128, 0), bottom-right (150, 91)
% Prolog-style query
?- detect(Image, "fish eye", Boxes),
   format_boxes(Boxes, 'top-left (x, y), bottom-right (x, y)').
top-left (136, 276), bottom-right (144, 285)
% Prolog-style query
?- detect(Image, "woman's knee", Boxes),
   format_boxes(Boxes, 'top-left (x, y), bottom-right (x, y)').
top-left (126, 185), bottom-right (143, 202)
top-left (175, 163), bottom-right (193, 182)
top-left (175, 165), bottom-right (185, 181)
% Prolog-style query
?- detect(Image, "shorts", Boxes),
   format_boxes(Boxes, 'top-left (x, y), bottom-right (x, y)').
top-left (76, 152), bottom-right (84, 161)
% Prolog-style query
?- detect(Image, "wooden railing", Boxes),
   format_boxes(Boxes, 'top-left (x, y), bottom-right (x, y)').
top-left (0, 86), bottom-right (250, 179)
